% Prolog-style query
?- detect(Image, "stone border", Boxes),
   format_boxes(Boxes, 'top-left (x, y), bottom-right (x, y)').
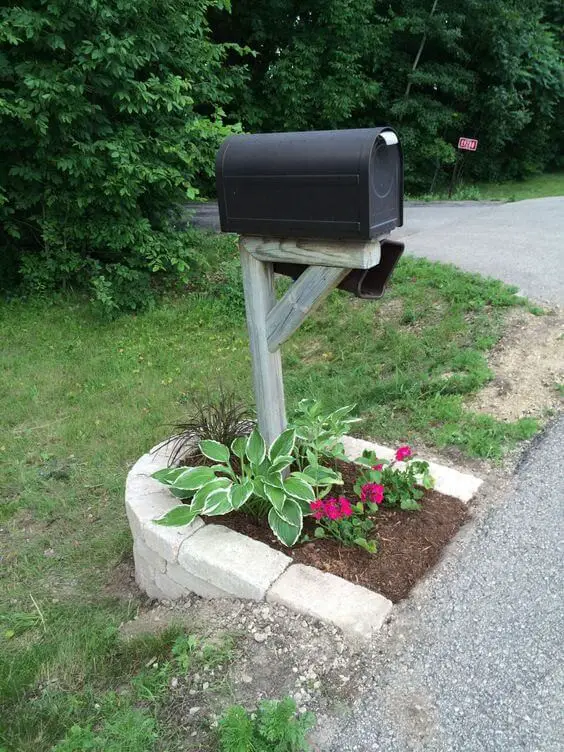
top-left (125, 438), bottom-right (482, 641)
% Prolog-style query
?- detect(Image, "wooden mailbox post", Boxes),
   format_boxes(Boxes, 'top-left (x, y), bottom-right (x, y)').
top-left (216, 128), bottom-right (405, 445)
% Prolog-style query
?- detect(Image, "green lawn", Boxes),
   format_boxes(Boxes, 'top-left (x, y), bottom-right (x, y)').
top-left (409, 170), bottom-right (564, 202)
top-left (0, 250), bottom-right (541, 750)
top-left (475, 171), bottom-right (564, 201)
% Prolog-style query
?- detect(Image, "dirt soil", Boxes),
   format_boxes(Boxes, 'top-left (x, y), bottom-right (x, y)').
top-left (467, 307), bottom-right (563, 421)
top-left (119, 595), bottom-right (373, 751)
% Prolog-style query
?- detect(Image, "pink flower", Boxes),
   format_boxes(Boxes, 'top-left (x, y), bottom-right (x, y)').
top-left (372, 464), bottom-right (383, 471)
top-left (360, 483), bottom-right (384, 505)
top-left (309, 500), bottom-right (324, 520)
top-left (325, 499), bottom-right (341, 520)
top-left (339, 497), bottom-right (353, 517)
top-left (395, 445), bottom-right (412, 462)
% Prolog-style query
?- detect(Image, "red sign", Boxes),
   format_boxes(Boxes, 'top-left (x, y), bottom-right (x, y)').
top-left (458, 137), bottom-right (478, 151)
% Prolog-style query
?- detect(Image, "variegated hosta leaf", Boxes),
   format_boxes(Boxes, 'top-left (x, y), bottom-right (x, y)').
top-left (264, 471), bottom-right (283, 489)
top-left (202, 488), bottom-right (233, 516)
top-left (253, 477), bottom-right (266, 500)
top-left (264, 483), bottom-right (285, 512)
top-left (169, 485), bottom-right (196, 500)
top-left (277, 498), bottom-right (303, 528)
top-left (151, 467), bottom-right (187, 486)
top-left (230, 480), bottom-right (254, 510)
top-left (245, 427), bottom-right (266, 466)
top-left (155, 505), bottom-right (199, 527)
top-left (199, 439), bottom-right (230, 464)
top-left (231, 436), bottom-right (247, 460)
top-left (283, 475), bottom-right (315, 501)
top-left (191, 477), bottom-right (232, 511)
top-left (268, 428), bottom-right (296, 461)
top-left (171, 466), bottom-right (217, 491)
top-left (302, 465), bottom-right (342, 485)
top-left (269, 455), bottom-right (294, 472)
top-left (268, 507), bottom-right (301, 547)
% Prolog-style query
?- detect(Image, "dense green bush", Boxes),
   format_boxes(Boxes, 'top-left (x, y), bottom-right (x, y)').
top-left (0, 0), bottom-right (246, 312)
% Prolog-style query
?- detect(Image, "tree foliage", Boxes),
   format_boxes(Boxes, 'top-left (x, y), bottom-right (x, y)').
top-left (214, 0), bottom-right (563, 192)
top-left (0, 0), bottom-right (246, 311)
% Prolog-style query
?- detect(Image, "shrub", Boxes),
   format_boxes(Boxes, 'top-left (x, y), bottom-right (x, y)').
top-left (0, 0), bottom-right (246, 312)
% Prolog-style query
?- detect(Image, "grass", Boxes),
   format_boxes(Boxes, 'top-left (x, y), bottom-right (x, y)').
top-left (409, 170), bottom-right (564, 202)
top-left (0, 244), bottom-right (542, 750)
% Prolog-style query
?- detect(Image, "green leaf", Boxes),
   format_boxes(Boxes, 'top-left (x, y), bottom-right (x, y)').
top-left (283, 475), bottom-right (315, 501)
top-left (314, 527), bottom-right (325, 538)
top-left (269, 454), bottom-right (294, 472)
top-left (278, 498), bottom-right (303, 529)
top-left (264, 483), bottom-right (285, 512)
top-left (202, 489), bottom-right (233, 516)
top-left (246, 428), bottom-right (266, 465)
top-left (268, 508), bottom-right (300, 547)
top-left (4, 629), bottom-right (15, 640)
top-left (199, 439), bottom-right (230, 464)
top-left (155, 505), bottom-right (198, 527)
top-left (191, 477), bottom-right (232, 510)
top-left (303, 465), bottom-right (343, 485)
top-left (169, 486), bottom-right (196, 500)
top-left (269, 428), bottom-right (296, 460)
top-left (230, 480), bottom-right (254, 510)
top-left (231, 436), bottom-right (247, 459)
top-left (264, 471), bottom-right (283, 489)
top-left (151, 467), bottom-right (186, 485)
top-left (172, 466), bottom-right (216, 491)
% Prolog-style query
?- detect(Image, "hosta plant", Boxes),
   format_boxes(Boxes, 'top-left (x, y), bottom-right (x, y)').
top-left (289, 399), bottom-right (361, 467)
top-left (354, 445), bottom-right (434, 511)
top-left (152, 427), bottom-right (342, 546)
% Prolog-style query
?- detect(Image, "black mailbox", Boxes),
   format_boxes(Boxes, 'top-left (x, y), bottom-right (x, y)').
top-left (216, 127), bottom-right (403, 240)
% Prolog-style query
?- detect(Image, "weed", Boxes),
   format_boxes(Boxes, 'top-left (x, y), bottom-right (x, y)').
top-left (218, 696), bottom-right (315, 752)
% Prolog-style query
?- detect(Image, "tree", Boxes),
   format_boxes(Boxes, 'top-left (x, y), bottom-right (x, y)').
top-left (213, 0), bottom-right (562, 193)
top-left (0, 0), bottom-right (246, 311)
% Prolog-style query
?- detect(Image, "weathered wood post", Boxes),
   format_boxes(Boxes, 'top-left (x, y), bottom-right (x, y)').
top-left (238, 241), bottom-right (286, 445)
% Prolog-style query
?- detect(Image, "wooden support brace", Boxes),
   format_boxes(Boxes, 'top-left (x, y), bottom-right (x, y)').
top-left (266, 265), bottom-right (349, 352)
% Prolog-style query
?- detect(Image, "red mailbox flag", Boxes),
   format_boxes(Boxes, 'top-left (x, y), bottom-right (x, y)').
top-left (458, 137), bottom-right (478, 151)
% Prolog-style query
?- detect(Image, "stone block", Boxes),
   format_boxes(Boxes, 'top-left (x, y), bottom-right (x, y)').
top-left (143, 516), bottom-right (204, 563)
top-left (166, 562), bottom-right (232, 599)
top-left (125, 485), bottom-right (177, 539)
top-left (133, 538), bottom-right (166, 574)
top-left (154, 571), bottom-right (189, 600)
top-left (178, 525), bottom-right (292, 600)
top-left (267, 564), bottom-right (392, 641)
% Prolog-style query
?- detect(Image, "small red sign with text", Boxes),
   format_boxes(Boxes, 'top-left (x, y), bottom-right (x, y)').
top-left (458, 137), bottom-right (478, 151)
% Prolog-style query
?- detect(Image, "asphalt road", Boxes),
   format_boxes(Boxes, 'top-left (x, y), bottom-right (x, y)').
top-left (392, 198), bottom-right (564, 306)
top-left (186, 197), bottom-right (564, 305)
top-left (325, 416), bottom-right (564, 752)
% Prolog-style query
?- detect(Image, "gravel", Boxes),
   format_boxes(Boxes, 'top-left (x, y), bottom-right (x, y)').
top-left (323, 417), bottom-right (564, 752)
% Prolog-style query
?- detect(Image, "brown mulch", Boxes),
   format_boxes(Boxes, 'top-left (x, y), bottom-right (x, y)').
top-left (182, 453), bottom-right (469, 603)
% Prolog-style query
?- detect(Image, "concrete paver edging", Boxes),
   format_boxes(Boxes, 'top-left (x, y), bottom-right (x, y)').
top-left (125, 437), bottom-right (482, 641)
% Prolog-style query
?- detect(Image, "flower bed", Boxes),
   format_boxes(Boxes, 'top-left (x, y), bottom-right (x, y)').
top-left (148, 401), bottom-right (472, 604)
top-left (214, 477), bottom-right (467, 603)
